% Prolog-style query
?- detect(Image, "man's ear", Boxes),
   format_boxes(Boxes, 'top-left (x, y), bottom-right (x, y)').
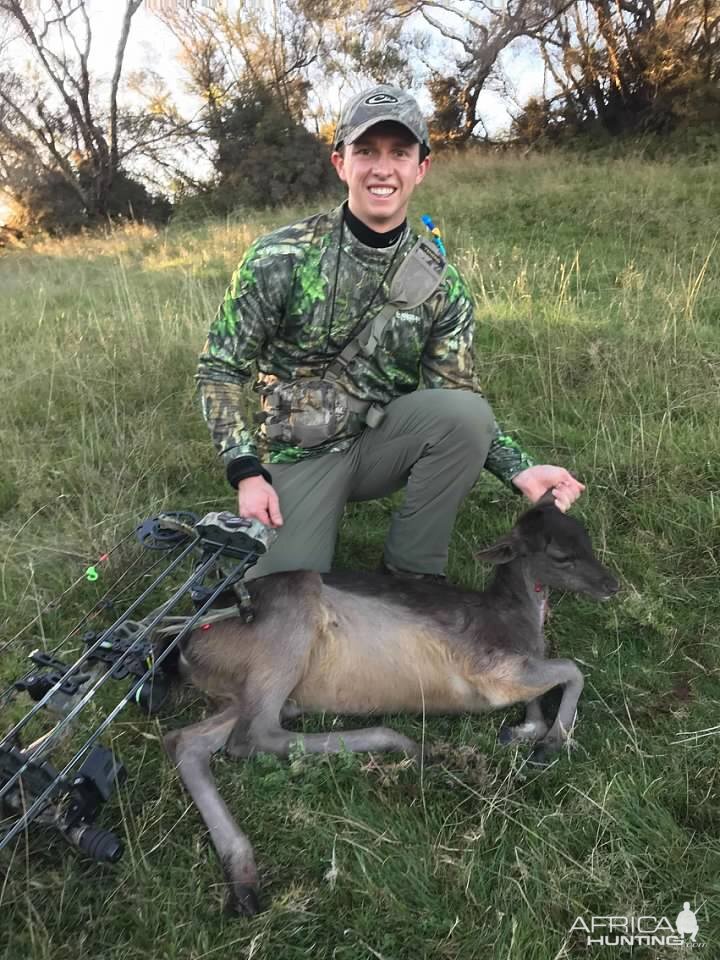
top-left (330, 150), bottom-right (347, 183)
top-left (415, 154), bottom-right (431, 186)
top-left (474, 532), bottom-right (520, 565)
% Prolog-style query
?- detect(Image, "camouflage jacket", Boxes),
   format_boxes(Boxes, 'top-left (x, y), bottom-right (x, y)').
top-left (197, 204), bottom-right (535, 485)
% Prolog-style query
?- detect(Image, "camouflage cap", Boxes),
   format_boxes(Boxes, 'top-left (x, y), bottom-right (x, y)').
top-left (333, 84), bottom-right (430, 153)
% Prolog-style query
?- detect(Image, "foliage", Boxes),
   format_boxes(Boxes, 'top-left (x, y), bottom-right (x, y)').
top-left (159, 0), bottom-right (413, 138)
top-left (416, 0), bottom-right (568, 145)
top-left (3, 161), bottom-right (171, 234)
top-left (197, 82), bottom-right (337, 212)
top-left (2, 0), bottom-right (720, 235)
top-left (150, 0), bottom-right (417, 216)
top-left (427, 75), bottom-right (467, 148)
top-left (520, 0), bottom-right (720, 141)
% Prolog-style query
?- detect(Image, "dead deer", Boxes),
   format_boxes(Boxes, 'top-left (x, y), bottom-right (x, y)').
top-left (164, 492), bottom-right (619, 915)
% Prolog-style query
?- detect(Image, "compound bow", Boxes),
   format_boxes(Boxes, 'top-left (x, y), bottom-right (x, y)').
top-left (0, 511), bottom-right (275, 863)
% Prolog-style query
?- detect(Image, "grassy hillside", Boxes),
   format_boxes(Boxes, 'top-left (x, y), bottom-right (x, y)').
top-left (1, 152), bottom-right (719, 959)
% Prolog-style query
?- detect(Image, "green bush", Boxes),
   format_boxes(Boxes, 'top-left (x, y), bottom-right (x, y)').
top-left (207, 84), bottom-right (337, 211)
top-left (5, 162), bottom-right (171, 234)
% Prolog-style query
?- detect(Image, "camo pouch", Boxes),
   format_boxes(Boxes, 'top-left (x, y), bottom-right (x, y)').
top-left (260, 378), bottom-right (366, 448)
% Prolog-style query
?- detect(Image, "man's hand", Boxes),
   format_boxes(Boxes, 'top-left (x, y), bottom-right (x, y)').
top-left (511, 465), bottom-right (585, 512)
top-left (237, 476), bottom-right (284, 528)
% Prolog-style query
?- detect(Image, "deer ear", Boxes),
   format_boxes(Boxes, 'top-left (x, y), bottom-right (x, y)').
top-left (474, 532), bottom-right (519, 565)
top-left (535, 487), bottom-right (557, 509)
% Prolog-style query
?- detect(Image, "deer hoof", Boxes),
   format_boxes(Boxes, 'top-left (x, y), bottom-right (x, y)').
top-left (498, 722), bottom-right (545, 745)
top-left (526, 744), bottom-right (558, 767)
top-left (226, 883), bottom-right (262, 917)
top-left (498, 725), bottom-right (516, 745)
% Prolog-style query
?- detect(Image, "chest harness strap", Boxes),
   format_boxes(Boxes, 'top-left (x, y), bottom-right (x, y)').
top-left (324, 236), bottom-right (447, 428)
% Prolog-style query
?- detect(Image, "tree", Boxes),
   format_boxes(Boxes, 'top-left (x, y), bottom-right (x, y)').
top-left (213, 79), bottom-right (337, 208)
top-left (0, 0), bottom-right (177, 227)
top-left (531, 0), bottom-right (720, 136)
top-left (391, 0), bottom-right (573, 145)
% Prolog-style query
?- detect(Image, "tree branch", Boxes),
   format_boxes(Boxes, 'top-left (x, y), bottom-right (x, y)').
top-left (110, 0), bottom-right (142, 172)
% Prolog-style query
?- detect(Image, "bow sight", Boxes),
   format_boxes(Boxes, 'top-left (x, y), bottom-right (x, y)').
top-left (0, 511), bottom-right (275, 865)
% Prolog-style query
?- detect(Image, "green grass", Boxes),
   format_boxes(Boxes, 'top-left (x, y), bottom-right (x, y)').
top-left (1, 152), bottom-right (720, 958)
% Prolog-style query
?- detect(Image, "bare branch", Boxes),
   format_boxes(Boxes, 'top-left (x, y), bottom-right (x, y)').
top-left (418, 7), bottom-right (469, 45)
top-left (0, 80), bottom-right (88, 206)
top-left (110, 0), bottom-right (143, 171)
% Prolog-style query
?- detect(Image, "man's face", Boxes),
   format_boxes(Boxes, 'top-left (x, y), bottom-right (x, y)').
top-left (331, 121), bottom-right (431, 232)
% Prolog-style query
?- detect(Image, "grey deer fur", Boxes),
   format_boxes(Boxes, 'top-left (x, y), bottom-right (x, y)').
top-left (164, 492), bottom-right (619, 915)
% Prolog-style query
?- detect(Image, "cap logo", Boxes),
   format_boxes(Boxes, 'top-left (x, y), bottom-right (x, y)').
top-left (365, 94), bottom-right (399, 105)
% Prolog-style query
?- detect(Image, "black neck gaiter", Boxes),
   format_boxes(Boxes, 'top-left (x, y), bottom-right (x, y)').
top-left (343, 201), bottom-right (406, 248)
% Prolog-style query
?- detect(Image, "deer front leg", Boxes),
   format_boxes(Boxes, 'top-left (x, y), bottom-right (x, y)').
top-left (164, 705), bottom-right (261, 916)
top-left (494, 657), bottom-right (584, 764)
top-left (524, 658), bottom-right (584, 764)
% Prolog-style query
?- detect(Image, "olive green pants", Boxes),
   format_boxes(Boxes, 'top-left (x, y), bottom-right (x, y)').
top-left (246, 389), bottom-right (495, 579)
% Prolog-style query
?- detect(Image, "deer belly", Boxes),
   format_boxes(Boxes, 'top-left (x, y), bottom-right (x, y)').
top-left (291, 626), bottom-right (492, 715)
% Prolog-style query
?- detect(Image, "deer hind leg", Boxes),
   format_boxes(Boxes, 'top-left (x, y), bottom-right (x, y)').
top-left (164, 705), bottom-right (261, 916)
top-left (224, 658), bottom-right (421, 762)
top-left (228, 726), bottom-right (420, 760)
top-left (227, 706), bottom-right (421, 762)
top-left (279, 700), bottom-right (304, 722)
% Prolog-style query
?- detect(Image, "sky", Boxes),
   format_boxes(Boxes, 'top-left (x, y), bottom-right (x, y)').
top-left (81, 0), bottom-right (546, 135)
